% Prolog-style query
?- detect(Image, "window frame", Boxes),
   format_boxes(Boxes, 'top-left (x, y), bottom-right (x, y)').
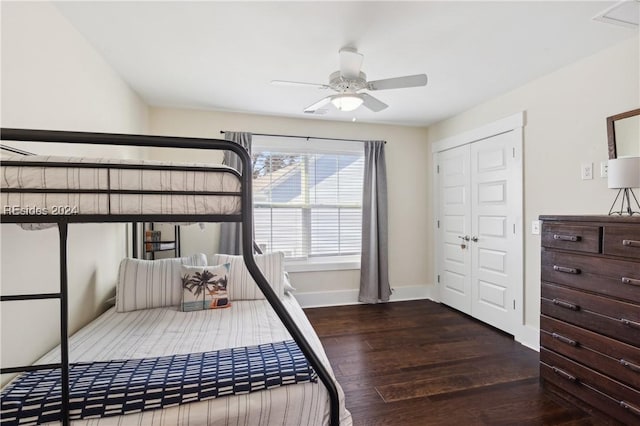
top-left (251, 136), bottom-right (364, 271)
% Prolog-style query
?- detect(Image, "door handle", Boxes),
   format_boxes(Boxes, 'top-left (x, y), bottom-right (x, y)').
top-left (553, 265), bottom-right (580, 274)
top-left (471, 236), bottom-right (478, 242)
top-left (620, 359), bottom-right (640, 374)
top-left (622, 239), bottom-right (640, 248)
top-left (552, 299), bottom-right (579, 311)
top-left (621, 318), bottom-right (640, 330)
top-left (458, 235), bottom-right (470, 241)
top-left (620, 401), bottom-right (640, 417)
top-left (622, 277), bottom-right (640, 286)
top-left (551, 366), bottom-right (577, 382)
top-left (553, 234), bottom-right (581, 242)
top-left (551, 333), bottom-right (578, 347)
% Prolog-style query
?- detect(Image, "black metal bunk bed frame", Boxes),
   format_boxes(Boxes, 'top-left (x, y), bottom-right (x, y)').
top-left (0, 128), bottom-right (340, 426)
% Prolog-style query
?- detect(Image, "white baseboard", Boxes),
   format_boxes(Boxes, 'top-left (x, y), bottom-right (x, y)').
top-left (516, 324), bottom-right (540, 352)
top-left (294, 284), bottom-right (433, 308)
top-left (391, 284), bottom-right (434, 302)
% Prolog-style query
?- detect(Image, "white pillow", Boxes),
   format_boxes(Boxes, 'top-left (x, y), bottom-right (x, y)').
top-left (208, 252), bottom-right (285, 300)
top-left (116, 253), bottom-right (207, 312)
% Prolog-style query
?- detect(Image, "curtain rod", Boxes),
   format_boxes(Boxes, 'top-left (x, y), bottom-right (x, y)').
top-left (219, 131), bottom-right (385, 144)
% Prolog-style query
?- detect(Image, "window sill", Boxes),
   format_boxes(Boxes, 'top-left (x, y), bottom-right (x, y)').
top-left (285, 257), bottom-right (361, 273)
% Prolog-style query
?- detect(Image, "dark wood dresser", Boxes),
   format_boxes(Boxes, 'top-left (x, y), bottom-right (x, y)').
top-left (539, 215), bottom-right (640, 424)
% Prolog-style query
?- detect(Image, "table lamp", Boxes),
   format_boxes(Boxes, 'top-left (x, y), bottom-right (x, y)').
top-left (608, 157), bottom-right (640, 215)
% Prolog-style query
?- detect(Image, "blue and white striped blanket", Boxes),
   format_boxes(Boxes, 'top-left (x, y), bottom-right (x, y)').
top-left (1, 340), bottom-right (316, 425)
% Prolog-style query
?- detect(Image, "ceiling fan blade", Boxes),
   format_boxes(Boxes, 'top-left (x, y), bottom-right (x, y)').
top-left (367, 74), bottom-right (428, 91)
top-left (271, 80), bottom-right (330, 89)
top-left (339, 47), bottom-right (364, 79)
top-left (361, 93), bottom-right (388, 112)
top-left (304, 96), bottom-right (332, 113)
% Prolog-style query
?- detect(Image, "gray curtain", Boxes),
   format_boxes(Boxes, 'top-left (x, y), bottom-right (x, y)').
top-left (219, 131), bottom-right (252, 255)
top-left (359, 140), bottom-right (391, 303)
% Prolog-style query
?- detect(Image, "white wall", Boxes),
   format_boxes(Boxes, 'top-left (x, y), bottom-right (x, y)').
top-left (149, 107), bottom-right (432, 301)
top-left (426, 35), bottom-right (639, 336)
top-left (0, 1), bottom-right (149, 378)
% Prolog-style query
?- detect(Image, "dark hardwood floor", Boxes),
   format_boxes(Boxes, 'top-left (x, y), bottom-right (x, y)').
top-left (305, 300), bottom-right (605, 426)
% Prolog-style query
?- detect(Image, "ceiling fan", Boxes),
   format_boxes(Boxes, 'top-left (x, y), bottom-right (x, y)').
top-left (271, 47), bottom-right (428, 113)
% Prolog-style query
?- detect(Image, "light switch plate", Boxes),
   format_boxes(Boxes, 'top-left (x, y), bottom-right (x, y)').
top-left (531, 220), bottom-right (540, 235)
top-left (600, 161), bottom-right (608, 178)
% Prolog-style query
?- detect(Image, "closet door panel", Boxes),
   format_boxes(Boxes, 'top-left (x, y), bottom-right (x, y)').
top-left (438, 144), bottom-right (472, 314)
top-left (470, 131), bottom-right (518, 334)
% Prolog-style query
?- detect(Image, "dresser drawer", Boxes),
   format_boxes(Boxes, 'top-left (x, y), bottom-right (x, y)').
top-left (541, 348), bottom-right (640, 424)
top-left (541, 315), bottom-right (640, 389)
top-left (541, 250), bottom-right (640, 303)
top-left (541, 283), bottom-right (640, 347)
top-left (604, 225), bottom-right (640, 260)
top-left (541, 223), bottom-right (601, 253)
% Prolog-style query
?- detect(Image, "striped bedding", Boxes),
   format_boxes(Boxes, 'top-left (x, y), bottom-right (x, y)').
top-left (0, 155), bottom-right (241, 217)
top-left (16, 294), bottom-right (352, 426)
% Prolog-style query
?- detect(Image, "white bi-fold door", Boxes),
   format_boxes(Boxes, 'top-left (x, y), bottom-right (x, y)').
top-left (436, 128), bottom-right (522, 335)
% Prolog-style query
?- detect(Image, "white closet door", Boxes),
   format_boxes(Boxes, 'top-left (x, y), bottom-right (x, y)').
top-left (436, 128), bottom-right (522, 335)
top-left (437, 144), bottom-right (472, 314)
top-left (470, 131), bottom-right (520, 334)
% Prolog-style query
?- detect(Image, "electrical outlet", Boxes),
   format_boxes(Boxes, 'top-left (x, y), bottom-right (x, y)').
top-left (600, 161), bottom-right (608, 178)
top-left (531, 220), bottom-right (540, 235)
top-left (581, 162), bottom-right (593, 180)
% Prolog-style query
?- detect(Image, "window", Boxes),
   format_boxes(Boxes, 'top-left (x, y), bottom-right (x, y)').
top-left (252, 136), bottom-right (364, 268)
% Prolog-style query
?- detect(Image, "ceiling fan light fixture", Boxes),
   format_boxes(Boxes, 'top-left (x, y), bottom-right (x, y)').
top-left (331, 94), bottom-right (363, 111)
top-left (276, 47), bottom-right (426, 114)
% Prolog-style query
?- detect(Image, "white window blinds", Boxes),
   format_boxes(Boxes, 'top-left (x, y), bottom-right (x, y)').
top-left (252, 136), bottom-right (364, 259)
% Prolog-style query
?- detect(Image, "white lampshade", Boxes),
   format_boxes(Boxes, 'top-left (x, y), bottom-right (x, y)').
top-left (608, 157), bottom-right (640, 189)
top-left (331, 94), bottom-right (363, 112)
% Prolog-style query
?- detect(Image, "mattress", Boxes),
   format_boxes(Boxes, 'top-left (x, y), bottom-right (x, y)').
top-left (29, 294), bottom-right (351, 426)
top-left (1, 156), bottom-right (242, 217)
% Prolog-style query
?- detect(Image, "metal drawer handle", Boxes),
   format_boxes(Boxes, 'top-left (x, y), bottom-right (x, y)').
top-left (622, 239), bottom-right (640, 248)
top-left (553, 234), bottom-right (580, 242)
top-left (620, 359), bottom-right (640, 374)
top-left (551, 333), bottom-right (578, 346)
top-left (621, 401), bottom-right (640, 417)
top-left (622, 277), bottom-right (640, 286)
top-left (551, 366), bottom-right (577, 382)
top-left (552, 299), bottom-right (580, 311)
top-left (553, 265), bottom-right (580, 274)
top-left (621, 318), bottom-right (640, 330)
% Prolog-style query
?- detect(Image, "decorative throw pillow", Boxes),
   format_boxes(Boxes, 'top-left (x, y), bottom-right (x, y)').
top-left (181, 264), bottom-right (231, 312)
top-left (207, 252), bottom-right (285, 300)
top-left (115, 253), bottom-right (207, 312)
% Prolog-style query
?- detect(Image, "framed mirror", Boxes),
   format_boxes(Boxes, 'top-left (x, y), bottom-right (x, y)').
top-left (607, 108), bottom-right (640, 159)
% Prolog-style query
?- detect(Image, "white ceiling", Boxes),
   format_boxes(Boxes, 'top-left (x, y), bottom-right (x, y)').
top-left (54, 1), bottom-right (638, 127)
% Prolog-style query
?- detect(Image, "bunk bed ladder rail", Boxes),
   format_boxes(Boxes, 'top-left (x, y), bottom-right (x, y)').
top-left (0, 223), bottom-right (71, 426)
top-left (0, 128), bottom-right (341, 426)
